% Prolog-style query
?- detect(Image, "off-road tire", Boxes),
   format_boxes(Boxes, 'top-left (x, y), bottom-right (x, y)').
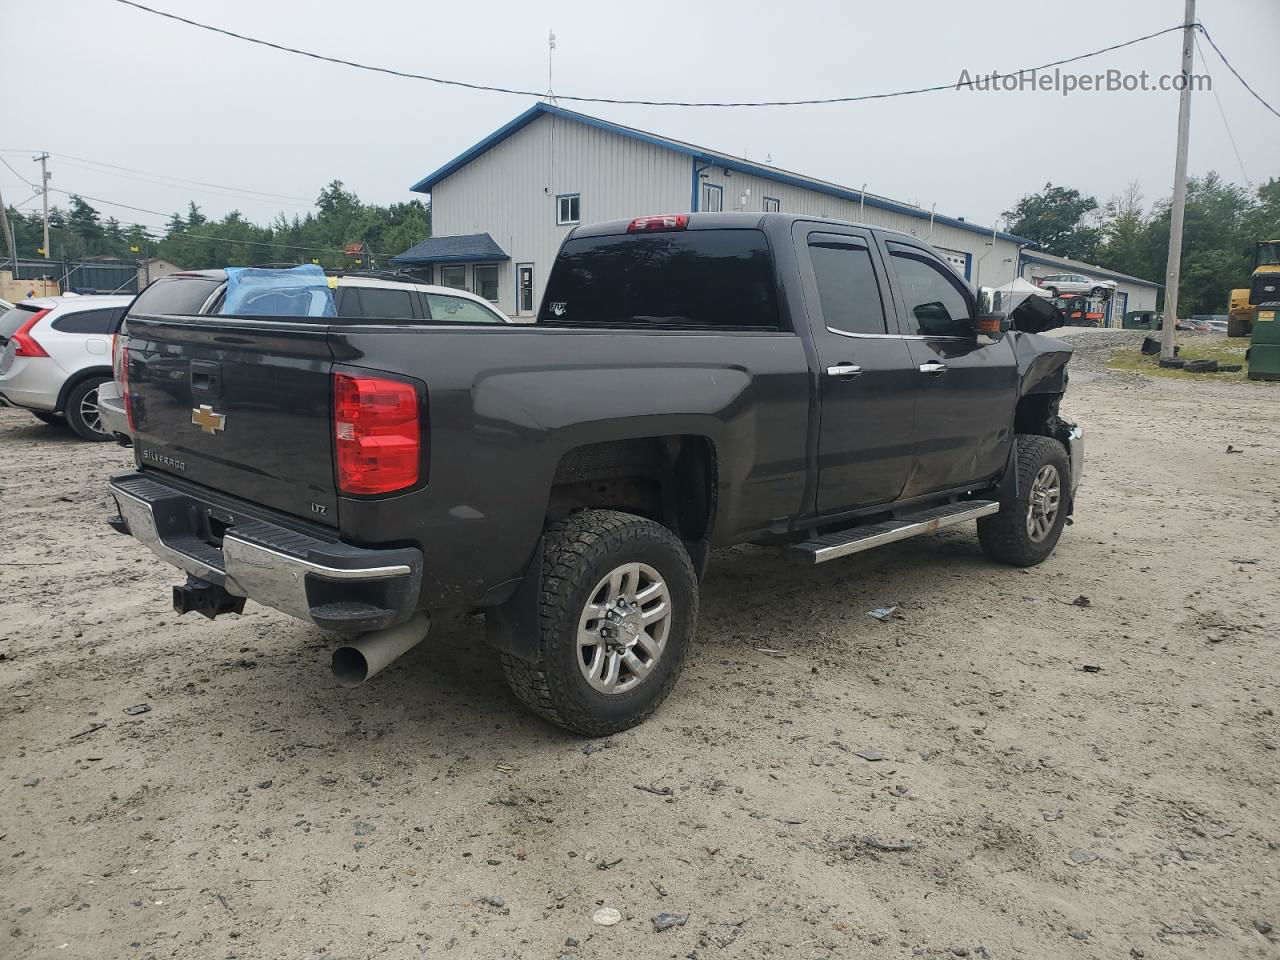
top-left (30, 411), bottom-right (64, 426)
top-left (65, 376), bottom-right (112, 441)
top-left (978, 435), bottom-right (1071, 567)
top-left (500, 509), bottom-right (698, 736)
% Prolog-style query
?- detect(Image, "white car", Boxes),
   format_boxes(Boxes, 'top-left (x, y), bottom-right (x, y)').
top-left (100, 271), bottom-right (512, 441)
top-left (0, 294), bottom-right (135, 439)
top-left (1035, 273), bottom-right (1117, 298)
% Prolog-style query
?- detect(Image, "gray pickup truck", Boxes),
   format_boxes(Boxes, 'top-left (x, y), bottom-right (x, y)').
top-left (108, 212), bottom-right (1081, 735)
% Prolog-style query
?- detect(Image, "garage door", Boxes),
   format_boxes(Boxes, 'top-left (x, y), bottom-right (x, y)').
top-left (936, 247), bottom-right (969, 279)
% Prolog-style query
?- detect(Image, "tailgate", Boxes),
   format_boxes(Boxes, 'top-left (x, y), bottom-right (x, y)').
top-left (126, 314), bottom-right (338, 525)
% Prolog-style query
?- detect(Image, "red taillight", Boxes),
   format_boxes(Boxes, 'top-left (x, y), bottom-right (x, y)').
top-left (627, 214), bottom-right (689, 233)
top-left (12, 308), bottom-right (50, 357)
top-left (333, 373), bottom-right (422, 495)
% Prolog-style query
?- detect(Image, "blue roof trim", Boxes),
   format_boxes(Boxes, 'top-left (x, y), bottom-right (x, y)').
top-left (390, 233), bottom-right (509, 264)
top-left (1020, 250), bottom-right (1162, 289)
top-left (408, 102), bottom-right (1032, 245)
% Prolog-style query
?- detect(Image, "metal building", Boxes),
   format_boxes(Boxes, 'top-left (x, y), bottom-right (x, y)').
top-left (1019, 250), bottom-right (1161, 326)
top-left (395, 102), bottom-right (1030, 319)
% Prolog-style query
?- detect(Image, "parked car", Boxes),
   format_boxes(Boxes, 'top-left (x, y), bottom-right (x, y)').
top-left (1200, 319), bottom-right (1228, 334)
top-left (1035, 273), bottom-right (1117, 298)
top-left (99, 270), bottom-right (511, 442)
top-left (107, 212), bottom-right (1083, 735)
top-left (0, 294), bottom-right (135, 439)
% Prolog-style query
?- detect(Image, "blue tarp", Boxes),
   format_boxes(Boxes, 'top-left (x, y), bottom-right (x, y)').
top-left (220, 265), bottom-right (336, 317)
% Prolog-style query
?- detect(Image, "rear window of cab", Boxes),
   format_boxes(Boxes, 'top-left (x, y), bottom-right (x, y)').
top-left (539, 228), bottom-right (781, 330)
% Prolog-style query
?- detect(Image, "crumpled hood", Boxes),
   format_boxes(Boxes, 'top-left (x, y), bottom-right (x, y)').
top-left (1013, 332), bottom-right (1074, 396)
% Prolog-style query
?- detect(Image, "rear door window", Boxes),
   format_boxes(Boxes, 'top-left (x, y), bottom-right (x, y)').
top-left (351, 287), bottom-right (416, 321)
top-left (51, 308), bottom-right (119, 334)
top-left (807, 238), bottom-right (888, 335)
top-left (539, 228), bottom-right (781, 329)
top-left (423, 293), bottom-right (506, 323)
top-left (131, 277), bottom-right (221, 316)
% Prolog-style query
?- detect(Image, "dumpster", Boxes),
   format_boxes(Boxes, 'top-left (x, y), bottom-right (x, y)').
top-left (1123, 310), bottom-right (1162, 331)
top-left (1248, 303), bottom-right (1280, 381)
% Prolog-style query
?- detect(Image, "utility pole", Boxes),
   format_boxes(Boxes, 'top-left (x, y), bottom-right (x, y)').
top-left (1161, 0), bottom-right (1196, 360)
top-left (34, 152), bottom-right (51, 260)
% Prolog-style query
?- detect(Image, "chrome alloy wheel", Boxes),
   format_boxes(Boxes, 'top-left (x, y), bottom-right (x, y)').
top-left (80, 384), bottom-right (107, 435)
top-left (1026, 463), bottom-right (1062, 543)
top-left (577, 561), bottom-right (672, 694)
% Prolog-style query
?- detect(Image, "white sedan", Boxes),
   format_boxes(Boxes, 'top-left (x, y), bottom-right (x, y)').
top-left (1035, 273), bottom-right (1117, 298)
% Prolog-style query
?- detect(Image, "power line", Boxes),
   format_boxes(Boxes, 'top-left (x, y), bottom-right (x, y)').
top-left (1196, 22), bottom-right (1280, 120)
top-left (0, 156), bottom-right (37, 189)
top-left (51, 157), bottom-right (316, 209)
top-left (47, 152), bottom-right (315, 204)
top-left (110, 0), bottom-right (1197, 108)
top-left (1193, 33), bottom-right (1250, 188)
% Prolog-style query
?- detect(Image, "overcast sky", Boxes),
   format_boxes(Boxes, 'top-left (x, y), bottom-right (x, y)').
top-left (2, 0), bottom-right (1277, 238)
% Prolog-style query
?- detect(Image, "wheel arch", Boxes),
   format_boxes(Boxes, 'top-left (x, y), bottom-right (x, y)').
top-left (55, 365), bottom-right (112, 413)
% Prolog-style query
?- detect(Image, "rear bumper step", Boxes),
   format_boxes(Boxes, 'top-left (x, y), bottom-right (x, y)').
top-left (108, 471), bottom-right (422, 632)
top-left (788, 500), bottom-right (1000, 565)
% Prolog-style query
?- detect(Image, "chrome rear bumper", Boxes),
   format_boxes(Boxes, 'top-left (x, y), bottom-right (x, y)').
top-left (108, 472), bottom-right (422, 632)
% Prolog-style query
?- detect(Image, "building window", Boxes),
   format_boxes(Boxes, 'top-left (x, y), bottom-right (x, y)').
top-left (557, 194), bottom-right (580, 225)
top-left (473, 264), bottom-right (499, 302)
top-left (702, 183), bottom-right (723, 213)
top-left (439, 264), bottom-right (466, 289)
top-left (763, 196), bottom-right (780, 213)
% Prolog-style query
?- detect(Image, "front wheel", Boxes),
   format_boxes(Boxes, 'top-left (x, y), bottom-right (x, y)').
top-left (65, 377), bottom-right (113, 442)
top-left (978, 435), bottom-right (1071, 567)
top-left (500, 509), bottom-right (698, 736)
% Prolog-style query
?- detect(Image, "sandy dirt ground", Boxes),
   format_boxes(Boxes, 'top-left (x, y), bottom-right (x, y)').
top-left (2, 330), bottom-right (1278, 960)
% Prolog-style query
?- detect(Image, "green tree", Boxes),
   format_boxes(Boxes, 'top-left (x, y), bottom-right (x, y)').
top-left (1004, 183), bottom-right (1101, 261)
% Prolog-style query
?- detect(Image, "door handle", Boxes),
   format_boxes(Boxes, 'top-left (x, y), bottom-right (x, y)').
top-left (825, 362), bottom-right (863, 378)
top-left (918, 361), bottom-right (947, 376)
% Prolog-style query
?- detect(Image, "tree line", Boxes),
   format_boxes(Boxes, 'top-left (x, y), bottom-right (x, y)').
top-left (1003, 174), bottom-right (1280, 315)
top-left (5, 171), bottom-right (1276, 315)
top-left (3, 180), bottom-right (429, 273)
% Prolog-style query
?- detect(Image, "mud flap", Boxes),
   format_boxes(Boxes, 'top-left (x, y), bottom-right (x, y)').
top-left (484, 539), bottom-right (544, 662)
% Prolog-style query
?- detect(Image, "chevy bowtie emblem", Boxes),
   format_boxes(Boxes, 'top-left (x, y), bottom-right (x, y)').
top-left (191, 404), bottom-right (227, 435)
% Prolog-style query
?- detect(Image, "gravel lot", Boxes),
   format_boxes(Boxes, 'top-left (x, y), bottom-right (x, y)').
top-left (3, 330), bottom-right (1278, 959)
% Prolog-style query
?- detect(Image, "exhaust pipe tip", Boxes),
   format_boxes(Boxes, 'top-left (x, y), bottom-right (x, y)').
top-left (331, 612), bottom-right (431, 688)
top-left (331, 645), bottom-right (373, 687)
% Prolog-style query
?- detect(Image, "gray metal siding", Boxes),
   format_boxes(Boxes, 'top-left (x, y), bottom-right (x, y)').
top-left (695, 165), bottom-right (1021, 286)
top-left (429, 112), bottom-right (1023, 316)
top-left (431, 113), bottom-right (689, 317)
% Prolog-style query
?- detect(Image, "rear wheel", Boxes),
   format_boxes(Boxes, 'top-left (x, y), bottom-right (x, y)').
top-left (500, 509), bottom-right (698, 736)
top-left (30, 411), bottom-right (64, 426)
top-left (65, 377), bottom-right (113, 442)
top-left (979, 435), bottom-right (1071, 567)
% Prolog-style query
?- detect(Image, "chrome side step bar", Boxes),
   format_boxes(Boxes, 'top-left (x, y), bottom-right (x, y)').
top-left (788, 500), bottom-right (1000, 565)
